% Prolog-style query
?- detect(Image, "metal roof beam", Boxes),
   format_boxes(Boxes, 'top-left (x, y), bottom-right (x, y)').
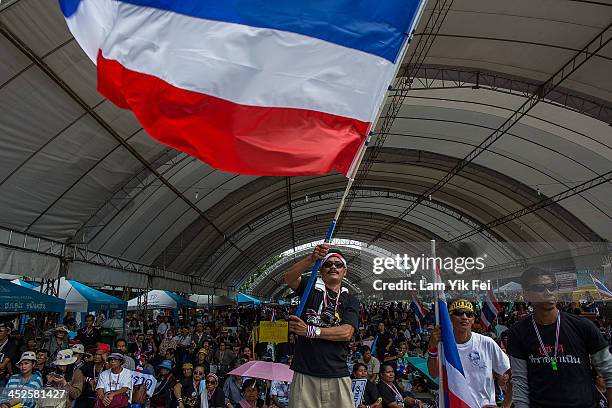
top-left (0, 23), bottom-right (258, 269)
top-left (372, 22), bottom-right (612, 243)
top-left (448, 170), bottom-right (612, 243)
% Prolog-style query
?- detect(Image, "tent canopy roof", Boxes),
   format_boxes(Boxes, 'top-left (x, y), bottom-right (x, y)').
top-left (0, 0), bottom-right (610, 295)
top-left (66, 279), bottom-right (126, 311)
top-left (236, 292), bottom-right (262, 305)
top-left (0, 279), bottom-right (65, 314)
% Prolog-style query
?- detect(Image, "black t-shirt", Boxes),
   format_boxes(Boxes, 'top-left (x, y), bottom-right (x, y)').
top-left (508, 311), bottom-right (608, 408)
top-left (375, 332), bottom-right (393, 359)
top-left (362, 380), bottom-right (380, 405)
top-left (0, 339), bottom-right (18, 381)
top-left (377, 381), bottom-right (406, 407)
top-left (290, 278), bottom-right (360, 378)
top-left (77, 327), bottom-right (101, 348)
top-left (180, 378), bottom-right (203, 408)
top-left (207, 387), bottom-right (226, 408)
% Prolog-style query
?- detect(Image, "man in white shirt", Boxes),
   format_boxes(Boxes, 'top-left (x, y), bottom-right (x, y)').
top-left (96, 352), bottom-right (133, 406)
top-left (427, 299), bottom-right (511, 408)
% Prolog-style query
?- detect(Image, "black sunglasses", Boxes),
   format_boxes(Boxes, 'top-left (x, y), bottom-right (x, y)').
top-left (526, 283), bottom-right (557, 293)
top-left (451, 310), bottom-right (474, 318)
top-left (322, 261), bottom-right (344, 269)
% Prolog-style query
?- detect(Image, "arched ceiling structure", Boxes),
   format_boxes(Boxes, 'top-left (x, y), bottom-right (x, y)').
top-left (0, 0), bottom-right (610, 295)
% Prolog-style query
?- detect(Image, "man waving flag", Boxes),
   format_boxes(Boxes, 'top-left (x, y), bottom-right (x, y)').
top-left (59, 0), bottom-right (425, 176)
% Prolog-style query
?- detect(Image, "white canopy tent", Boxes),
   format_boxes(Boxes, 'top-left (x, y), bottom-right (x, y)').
top-left (128, 289), bottom-right (196, 311)
top-left (33, 277), bottom-right (126, 313)
top-left (496, 281), bottom-right (523, 294)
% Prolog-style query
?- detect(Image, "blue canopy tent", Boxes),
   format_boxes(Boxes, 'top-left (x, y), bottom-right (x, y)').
top-left (35, 278), bottom-right (127, 313)
top-left (236, 292), bottom-right (262, 305)
top-left (406, 356), bottom-right (438, 385)
top-left (0, 279), bottom-right (65, 314)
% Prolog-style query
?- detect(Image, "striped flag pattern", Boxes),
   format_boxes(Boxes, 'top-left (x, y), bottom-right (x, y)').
top-left (411, 294), bottom-right (426, 321)
top-left (480, 289), bottom-right (500, 330)
top-left (438, 292), bottom-right (479, 408)
top-left (59, 0), bottom-right (425, 176)
top-left (591, 274), bottom-right (612, 299)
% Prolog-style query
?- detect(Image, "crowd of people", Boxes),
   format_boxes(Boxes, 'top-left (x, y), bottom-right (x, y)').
top-left (1, 246), bottom-right (611, 408)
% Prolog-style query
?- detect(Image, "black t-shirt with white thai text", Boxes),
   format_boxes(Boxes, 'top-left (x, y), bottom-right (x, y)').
top-left (291, 278), bottom-right (359, 378)
top-left (508, 311), bottom-right (608, 408)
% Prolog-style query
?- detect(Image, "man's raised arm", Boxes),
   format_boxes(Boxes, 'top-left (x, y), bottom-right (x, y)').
top-left (284, 244), bottom-right (329, 290)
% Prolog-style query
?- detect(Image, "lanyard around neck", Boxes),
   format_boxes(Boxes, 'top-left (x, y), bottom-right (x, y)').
top-left (386, 382), bottom-right (402, 400)
top-left (531, 311), bottom-right (561, 370)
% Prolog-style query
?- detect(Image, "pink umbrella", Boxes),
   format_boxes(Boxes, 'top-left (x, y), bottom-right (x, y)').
top-left (228, 360), bottom-right (294, 383)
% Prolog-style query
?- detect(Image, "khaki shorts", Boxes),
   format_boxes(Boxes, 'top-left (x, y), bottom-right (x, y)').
top-left (288, 372), bottom-right (354, 408)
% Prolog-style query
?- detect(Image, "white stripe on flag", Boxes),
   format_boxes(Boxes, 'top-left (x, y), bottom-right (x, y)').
top-left (96, 3), bottom-right (396, 122)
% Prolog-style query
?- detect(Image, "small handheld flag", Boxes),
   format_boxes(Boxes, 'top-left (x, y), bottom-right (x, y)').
top-left (480, 289), bottom-right (500, 330)
top-left (590, 274), bottom-right (612, 299)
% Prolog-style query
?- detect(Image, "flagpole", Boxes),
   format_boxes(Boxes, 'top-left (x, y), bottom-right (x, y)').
top-left (431, 239), bottom-right (445, 408)
top-left (296, 0), bottom-right (428, 317)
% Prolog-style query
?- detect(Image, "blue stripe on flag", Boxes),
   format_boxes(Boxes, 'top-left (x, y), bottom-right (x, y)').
top-left (438, 298), bottom-right (465, 376)
top-left (59, 0), bottom-right (81, 17)
top-left (117, 0), bottom-right (422, 62)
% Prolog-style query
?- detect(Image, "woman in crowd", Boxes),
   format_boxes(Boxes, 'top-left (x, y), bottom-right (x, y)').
top-left (205, 373), bottom-right (226, 408)
top-left (377, 364), bottom-right (423, 408)
top-left (174, 364), bottom-right (206, 408)
top-left (242, 347), bottom-right (255, 362)
top-left (194, 348), bottom-right (210, 375)
top-left (144, 330), bottom-right (159, 356)
top-left (223, 360), bottom-right (245, 406)
top-left (160, 329), bottom-right (178, 356)
top-left (151, 360), bottom-right (177, 408)
top-left (46, 349), bottom-right (84, 408)
top-left (0, 352), bottom-right (42, 408)
top-left (352, 362), bottom-right (381, 408)
top-left (236, 379), bottom-right (268, 408)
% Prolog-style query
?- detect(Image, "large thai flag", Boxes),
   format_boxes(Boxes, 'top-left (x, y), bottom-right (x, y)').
top-left (438, 293), bottom-right (478, 408)
top-left (59, 0), bottom-right (425, 176)
top-left (480, 289), bottom-right (500, 330)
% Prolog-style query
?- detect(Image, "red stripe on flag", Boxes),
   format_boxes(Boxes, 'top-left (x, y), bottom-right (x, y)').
top-left (97, 53), bottom-right (369, 176)
top-left (442, 358), bottom-right (474, 407)
top-left (447, 391), bottom-right (473, 408)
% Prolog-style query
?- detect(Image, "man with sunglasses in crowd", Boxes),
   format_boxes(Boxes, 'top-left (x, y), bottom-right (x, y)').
top-left (285, 244), bottom-right (360, 408)
top-left (508, 267), bottom-right (612, 408)
top-left (427, 299), bottom-right (511, 408)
